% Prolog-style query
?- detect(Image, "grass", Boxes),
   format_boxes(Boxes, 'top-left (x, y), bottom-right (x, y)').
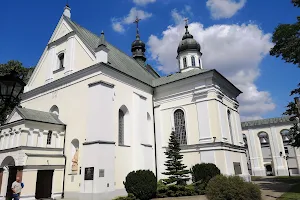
top-left (251, 176), bottom-right (300, 184)
top-left (278, 182), bottom-right (300, 200)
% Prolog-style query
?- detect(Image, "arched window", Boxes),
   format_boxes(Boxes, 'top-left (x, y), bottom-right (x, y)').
top-left (191, 56), bottom-right (196, 66)
top-left (174, 109), bottom-right (187, 145)
top-left (183, 57), bottom-right (187, 68)
top-left (280, 129), bottom-right (291, 143)
top-left (199, 58), bottom-right (201, 67)
top-left (119, 109), bottom-right (125, 145)
top-left (50, 105), bottom-right (59, 116)
top-left (227, 110), bottom-right (234, 144)
top-left (47, 131), bottom-right (52, 145)
top-left (58, 53), bottom-right (65, 69)
top-left (243, 134), bottom-right (247, 147)
top-left (258, 132), bottom-right (269, 144)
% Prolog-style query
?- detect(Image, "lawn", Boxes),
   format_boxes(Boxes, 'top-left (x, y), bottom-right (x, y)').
top-left (278, 182), bottom-right (300, 200)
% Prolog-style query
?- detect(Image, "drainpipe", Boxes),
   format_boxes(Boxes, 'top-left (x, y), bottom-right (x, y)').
top-left (61, 125), bottom-right (67, 199)
top-left (152, 91), bottom-right (158, 180)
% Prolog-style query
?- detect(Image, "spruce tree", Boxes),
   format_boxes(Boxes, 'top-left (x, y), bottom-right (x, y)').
top-left (162, 130), bottom-right (190, 185)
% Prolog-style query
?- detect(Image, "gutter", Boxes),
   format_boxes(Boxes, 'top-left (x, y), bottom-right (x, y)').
top-left (61, 125), bottom-right (67, 199)
top-left (152, 91), bottom-right (158, 180)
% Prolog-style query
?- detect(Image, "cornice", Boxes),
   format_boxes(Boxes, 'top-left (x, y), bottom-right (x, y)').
top-left (241, 116), bottom-right (292, 129)
top-left (47, 31), bottom-right (76, 49)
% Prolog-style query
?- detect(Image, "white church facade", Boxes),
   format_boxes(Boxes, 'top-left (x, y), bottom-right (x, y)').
top-left (0, 5), bottom-right (250, 200)
top-left (242, 117), bottom-right (300, 177)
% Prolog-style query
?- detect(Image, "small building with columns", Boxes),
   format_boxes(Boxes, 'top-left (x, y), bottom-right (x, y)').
top-left (0, 107), bottom-right (65, 199)
top-left (242, 116), bottom-right (300, 177)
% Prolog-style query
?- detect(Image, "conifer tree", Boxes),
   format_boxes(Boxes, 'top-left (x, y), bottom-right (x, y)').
top-left (162, 130), bottom-right (190, 185)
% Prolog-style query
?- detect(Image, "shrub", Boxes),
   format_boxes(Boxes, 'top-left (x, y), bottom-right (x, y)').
top-left (124, 170), bottom-right (157, 200)
top-left (156, 184), bottom-right (201, 198)
top-left (113, 193), bottom-right (136, 200)
top-left (206, 175), bottom-right (261, 200)
top-left (191, 163), bottom-right (220, 185)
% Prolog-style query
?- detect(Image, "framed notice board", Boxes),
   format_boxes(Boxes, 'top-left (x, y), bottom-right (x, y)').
top-left (84, 167), bottom-right (94, 180)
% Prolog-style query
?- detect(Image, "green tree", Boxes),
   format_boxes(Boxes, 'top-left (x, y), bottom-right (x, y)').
top-left (270, 1), bottom-right (300, 146)
top-left (162, 130), bottom-right (190, 185)
top-left (0, 60), bottom-right (34, 124)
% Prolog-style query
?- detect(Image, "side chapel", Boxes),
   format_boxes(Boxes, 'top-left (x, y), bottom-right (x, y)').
top-left (0, 5), bottom-right (250, 200)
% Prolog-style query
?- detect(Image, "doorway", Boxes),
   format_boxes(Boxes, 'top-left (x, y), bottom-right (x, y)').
top-left (6, 167), bottom-right (17, 200)
top-left (35, 170), bottom-right (54, 199)
top-left (265, 165), bottom-right (273, 176)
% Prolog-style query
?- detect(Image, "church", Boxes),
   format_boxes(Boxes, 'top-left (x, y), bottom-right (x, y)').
top-left (0, 5), bottom-right (250, 200)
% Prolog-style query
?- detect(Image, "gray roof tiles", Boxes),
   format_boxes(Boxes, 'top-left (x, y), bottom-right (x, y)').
top-left (241, 116), bottom-right (291, 129)
top-left (15, 107), bottom-right (65, 125)
top-left (64, 17), bottom-right (156, 86)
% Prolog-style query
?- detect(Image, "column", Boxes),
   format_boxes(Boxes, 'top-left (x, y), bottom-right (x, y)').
top-left (154, 105), bottom-right (165, 180)
top-left (0, 168), bottom-right (3, 194)
top-left (248, 130), bottom-right (265, 176)
top-left (64, 36), bottom-right (76, 75)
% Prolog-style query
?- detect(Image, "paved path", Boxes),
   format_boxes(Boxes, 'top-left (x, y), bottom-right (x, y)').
top-left (253, 179), bottom-right (294, 200)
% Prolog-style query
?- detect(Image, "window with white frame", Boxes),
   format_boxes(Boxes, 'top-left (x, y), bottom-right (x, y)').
top-left (183, 57), bottom-right (187, 68)
top-left (174, 109), bottom-right (187, 145)
top-left (191, 56), bottom-right (196, 66)
top-left (119, 109), bottom-right (125, 145)
top-left (58, 53), bottom-right (65, 69)
top-left (227, 110), bottom-right (234, 144)
top-left (47, 131), bottom-right (52, 145)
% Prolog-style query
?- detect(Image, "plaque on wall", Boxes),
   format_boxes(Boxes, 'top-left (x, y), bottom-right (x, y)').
top-left (84, 167), bottom-right (94, 180)
top-left (99, 169), bottom-right (105, 177)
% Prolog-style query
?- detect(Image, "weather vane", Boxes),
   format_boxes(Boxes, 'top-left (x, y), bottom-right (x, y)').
top-left (134, 16), bottom-right (141, 35)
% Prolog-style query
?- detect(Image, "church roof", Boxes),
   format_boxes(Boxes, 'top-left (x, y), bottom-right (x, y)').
top-left (10, 107), bottom-right (65, 125)
top-left (152, 68), bottom-right (211, 87)
top-left (63, 16), bottom-right (156, 86)
top-left (241, 116), bottom-right (291, 129)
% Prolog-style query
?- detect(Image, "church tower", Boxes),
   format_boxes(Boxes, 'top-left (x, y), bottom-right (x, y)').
top-left (131, 17), bottom-right (146, 66)
top-left (177, 20), bottom-right (203, 72)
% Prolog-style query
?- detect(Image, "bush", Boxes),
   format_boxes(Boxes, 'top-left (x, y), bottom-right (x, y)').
top-left (113, 193), bottom-right (136, 200)
top-left (206, 175), bottom-right (261, 200)
top-left (124, 170), bottom-right (157, 200)
top-left (191, 163), bottom-right (220, 185)
top-left (156, 184), bottom-right (197, 198)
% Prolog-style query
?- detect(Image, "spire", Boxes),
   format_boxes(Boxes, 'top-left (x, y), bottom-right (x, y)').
top-left (131, 16), bottom-right (146, 66)
top-left (184, 18), bottom-right (189, 34)
top-left (63, 3), bottom-right (71, 18)
top-left (98, 30), bottom-right (106, 47)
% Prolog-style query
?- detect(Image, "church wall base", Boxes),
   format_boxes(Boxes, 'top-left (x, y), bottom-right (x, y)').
top-left (252, 168), bottom-right (266, 176)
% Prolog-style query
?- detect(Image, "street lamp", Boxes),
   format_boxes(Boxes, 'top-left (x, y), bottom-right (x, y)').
top-left (0, 70), bottom-right (26, 122)
top-left (280, 151), bottom-right (291, 177)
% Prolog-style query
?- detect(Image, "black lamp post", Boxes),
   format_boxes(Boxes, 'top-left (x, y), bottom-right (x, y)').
top-left (0, 70), bottom-right (26, 123)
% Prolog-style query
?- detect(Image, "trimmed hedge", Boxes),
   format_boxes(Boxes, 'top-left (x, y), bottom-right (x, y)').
top-left (124, 170), bottom-right (157, 200)
top-left (206, 175), bottom-right (261, 200)
top-left (113, 193), bottom-right (136, 200)
top-left (191, 163), bottom-right (220, 185)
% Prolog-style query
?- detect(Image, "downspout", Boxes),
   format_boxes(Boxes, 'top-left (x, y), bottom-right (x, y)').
top-left (152, 91), bottom-right (158, 180)
top-left (61, 125), bottom-right (67, 199)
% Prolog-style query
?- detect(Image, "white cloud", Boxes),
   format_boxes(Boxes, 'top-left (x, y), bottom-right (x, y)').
top-left (111, 7), bottom-right (152, 33)
top-left (171, 5), bottom-right (194, 25)
top-left (206, 0), bottom-right (246, 19)
top-left (133, 0), bottom-right (156, 6)
top-left (147, 22), bottom-right (275, 119)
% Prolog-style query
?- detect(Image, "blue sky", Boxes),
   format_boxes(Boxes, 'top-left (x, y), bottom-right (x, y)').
top-left (0, 0), bottom-right (298, 120)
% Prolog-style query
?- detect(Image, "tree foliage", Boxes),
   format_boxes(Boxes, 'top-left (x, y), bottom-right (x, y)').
top-left (162, 130), bottom-right (190, 185)
top-left (0, 60), bottom-right (34, 124)
top-left (270, 1), bottom-right (300, 146)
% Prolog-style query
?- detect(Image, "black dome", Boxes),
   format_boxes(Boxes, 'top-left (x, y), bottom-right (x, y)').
top-left (177, 25), bottom-right (201, 54)
top-left (131, 37), bottom-right (145, 51)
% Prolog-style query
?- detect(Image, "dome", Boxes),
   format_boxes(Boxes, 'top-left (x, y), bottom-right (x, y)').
top-left (131, 36), bottom-right (145, 52)
top-left (177, 25), bottom-right (201, 54)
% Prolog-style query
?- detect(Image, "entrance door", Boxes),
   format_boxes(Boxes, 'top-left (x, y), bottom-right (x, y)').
top-left (35, 170), bottom-right (54, 199)
top-left (6, 167), bottom-right (17, 200)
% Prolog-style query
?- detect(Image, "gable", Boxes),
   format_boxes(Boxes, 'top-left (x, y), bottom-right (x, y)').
top-left (5, 109), bottom-right (23, 124)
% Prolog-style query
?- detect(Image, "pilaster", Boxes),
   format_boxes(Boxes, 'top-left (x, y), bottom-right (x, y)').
top-left (46, 46), bottom-right (56, 83)
top-left (64, 35), bottom-right (76, 75)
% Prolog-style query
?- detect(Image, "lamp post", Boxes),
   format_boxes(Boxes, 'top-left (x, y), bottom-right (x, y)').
top-left (0, 70), bottom-right (26, 124)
